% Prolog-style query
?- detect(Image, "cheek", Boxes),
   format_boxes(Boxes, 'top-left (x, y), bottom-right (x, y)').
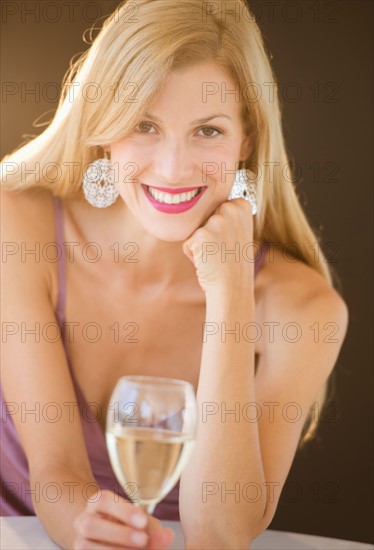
top-left (213, 148), bottom-right (241, 183)
top-left (111, 142), bottom-right (144, 167)
top-left (197, 143), bottom-right (242, 168)
top-left (110, 144), bottom-right (145, 187)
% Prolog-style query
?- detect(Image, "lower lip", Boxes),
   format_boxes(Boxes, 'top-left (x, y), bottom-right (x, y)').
top-left (142, 185), bottom-right (207, 213)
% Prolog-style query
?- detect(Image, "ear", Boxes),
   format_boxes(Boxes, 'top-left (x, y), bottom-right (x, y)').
top-left (239, 133), bottom-right (252, 162)
top-left (103, 146), bottom-right (111, 159)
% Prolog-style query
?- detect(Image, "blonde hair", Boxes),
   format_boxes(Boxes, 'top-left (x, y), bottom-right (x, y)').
top-left (1, 0), bottom-right (343, 448)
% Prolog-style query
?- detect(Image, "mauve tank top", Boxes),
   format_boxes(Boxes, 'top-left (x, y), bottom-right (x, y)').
top-left (0, 195), bottom-right (269, 518)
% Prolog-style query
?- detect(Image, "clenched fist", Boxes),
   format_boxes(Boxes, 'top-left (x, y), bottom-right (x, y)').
top-left (182, 198), bottom-right (255, 296)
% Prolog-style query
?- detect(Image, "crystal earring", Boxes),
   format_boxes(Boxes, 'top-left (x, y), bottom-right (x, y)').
top-left (82, 150), bottom-right (119, 208)
top-left (228, 169), bottom-right (257, 215)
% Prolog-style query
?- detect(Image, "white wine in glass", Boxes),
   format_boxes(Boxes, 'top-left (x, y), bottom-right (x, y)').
top-left (106, 375), bottom-right (197, 514)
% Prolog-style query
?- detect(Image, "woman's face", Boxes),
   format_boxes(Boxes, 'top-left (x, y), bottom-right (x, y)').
top-left (110, 61), bottom-right (251, 242)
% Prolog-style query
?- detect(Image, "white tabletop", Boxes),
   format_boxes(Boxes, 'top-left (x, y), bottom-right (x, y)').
top-left (1, 517), bottom-right (373, 550)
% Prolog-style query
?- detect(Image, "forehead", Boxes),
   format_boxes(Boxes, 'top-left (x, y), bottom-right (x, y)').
top-left (149, 61), bottom-right (242, 118)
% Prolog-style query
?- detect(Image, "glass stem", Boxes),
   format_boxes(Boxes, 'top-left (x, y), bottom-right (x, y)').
top-left (137, 501), bottom-right (156, 515)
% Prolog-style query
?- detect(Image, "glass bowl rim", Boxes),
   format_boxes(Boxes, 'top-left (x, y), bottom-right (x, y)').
top-left (115, 375), bottom-right (195, 392)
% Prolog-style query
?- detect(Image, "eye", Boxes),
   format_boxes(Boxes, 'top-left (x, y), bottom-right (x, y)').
top-left (135, 121), bottom-right (156, 134)
top-left (197, 126), bottom-right (223, 138)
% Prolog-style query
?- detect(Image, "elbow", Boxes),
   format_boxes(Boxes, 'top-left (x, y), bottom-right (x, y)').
top-left (235, 496), bottom-right (270, 548)
top-left (247, 504), bottom-right (276, 545)
top-left (184, 504), bottom-right (268, 550)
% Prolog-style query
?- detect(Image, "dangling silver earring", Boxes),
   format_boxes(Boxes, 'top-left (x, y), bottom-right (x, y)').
top-left (228, 169), bottom-right (257, 215)
top-left (82, 150), bottom-right (119, 208)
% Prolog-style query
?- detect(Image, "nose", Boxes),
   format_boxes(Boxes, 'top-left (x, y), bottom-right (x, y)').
top-left (152, 137), bottom-right (194, 185)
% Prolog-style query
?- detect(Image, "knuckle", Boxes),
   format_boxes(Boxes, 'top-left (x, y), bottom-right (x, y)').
top-left (86, 490), bottom-right (103, 510)
top-left (78, 514), bottom-right (95, 537)
top-left (123, 498), bottom-right (136, 509)
top-left (238, 197), bottom-right (253, 210)
top-left (123, 500), bottom-right (137, 516)
top-left (218, 201), bottom-right (231, 213)
top-left (194, 227), bottom-right (208, 241)
top-left (73, 513), bottom-right (85, 532)
top-left (86, 499), bottom-right (97, 512)
top-left (100, 489), bottom-right (111, 504)
top-left (209, 214), bottom-right (224, 226)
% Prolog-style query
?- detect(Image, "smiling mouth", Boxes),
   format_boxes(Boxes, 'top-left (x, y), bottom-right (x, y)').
top-left (144, 185), bottom-right (205, 205)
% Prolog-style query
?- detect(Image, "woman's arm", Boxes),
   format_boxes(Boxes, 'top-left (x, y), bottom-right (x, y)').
top-left (1, 191), bottom-right (99, 545)
top-left (180, 289), bottom-right (266, 549)
top-left (179, 199), bottom-right (349, 549)
top-left (1, 190), bottom-right (173, 550)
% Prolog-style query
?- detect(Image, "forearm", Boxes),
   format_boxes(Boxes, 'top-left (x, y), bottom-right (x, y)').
top-left (30, 467), bottom-right (101, 549)
top-left (180, 290), bottom-right (267, 548)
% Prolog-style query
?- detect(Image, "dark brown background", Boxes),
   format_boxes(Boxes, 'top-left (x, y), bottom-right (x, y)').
top-left (1, 0), bottom-right (373, 544)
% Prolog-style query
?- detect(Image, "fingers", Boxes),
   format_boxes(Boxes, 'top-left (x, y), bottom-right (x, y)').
top-left (73, 491), bottom-right (174, 550)
top-left (73, 491), bottom-right (151, 549)
top-left (74, 535), bottom-right (135, 549)
top-left (74, 529), bottom-right (175, 550)
top-left (74, 519), bottom-right (174, 550)
top-left (75, 513), bottom-right (148, 548)
top-left (86, 491), bottom-right (148, 529)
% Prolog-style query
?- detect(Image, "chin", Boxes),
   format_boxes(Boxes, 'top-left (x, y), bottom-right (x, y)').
top-left (150, 228), bottom-right (194, 243)
top-left (145, 221), bottom-right (200, 243)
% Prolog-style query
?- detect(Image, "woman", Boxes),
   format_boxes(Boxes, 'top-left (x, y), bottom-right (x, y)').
top-left (1, 0), bottom-right (349, 548)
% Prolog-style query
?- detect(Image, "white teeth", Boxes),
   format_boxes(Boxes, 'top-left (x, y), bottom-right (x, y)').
top-left (147, 186), bottom-right (200, 204)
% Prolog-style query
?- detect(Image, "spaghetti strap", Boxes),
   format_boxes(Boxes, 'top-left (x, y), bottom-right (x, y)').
top-left (52, 195), bottom-right (67, 330)
top-left (52, 196), bottom-right (83, 388)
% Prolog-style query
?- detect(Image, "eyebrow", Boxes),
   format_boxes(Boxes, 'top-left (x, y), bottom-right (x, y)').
top-left (144, 112), bottom-right (232, 124)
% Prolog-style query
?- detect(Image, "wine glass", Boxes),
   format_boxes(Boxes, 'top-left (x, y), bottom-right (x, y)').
top-left (106, 375), bottom-right (197, 514)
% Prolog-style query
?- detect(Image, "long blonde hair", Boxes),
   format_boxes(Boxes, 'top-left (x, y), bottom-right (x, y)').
top-left (1, 0), bottom-right (342, 448)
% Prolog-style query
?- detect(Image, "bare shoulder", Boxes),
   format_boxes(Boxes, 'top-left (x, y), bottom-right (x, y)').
top-left (255, 245), bottom-right (349, 346)
top-left (1, 187), bottom-right (58, 305)
top-left (1, 187), bottom-right (55, 236)
top-left (251, 247), bottom-right (349, 535)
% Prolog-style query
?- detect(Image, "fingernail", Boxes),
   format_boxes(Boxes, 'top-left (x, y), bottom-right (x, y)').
top-left (131, 514), bottom-right (147, 528)
top-left (131, 530), bottom-right (147, 545)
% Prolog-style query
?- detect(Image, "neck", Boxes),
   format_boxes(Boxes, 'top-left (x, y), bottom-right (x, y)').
top-left (72, 193), bottom-right (200, 291)
top-left (120, 222), bottom-right (199, 290)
